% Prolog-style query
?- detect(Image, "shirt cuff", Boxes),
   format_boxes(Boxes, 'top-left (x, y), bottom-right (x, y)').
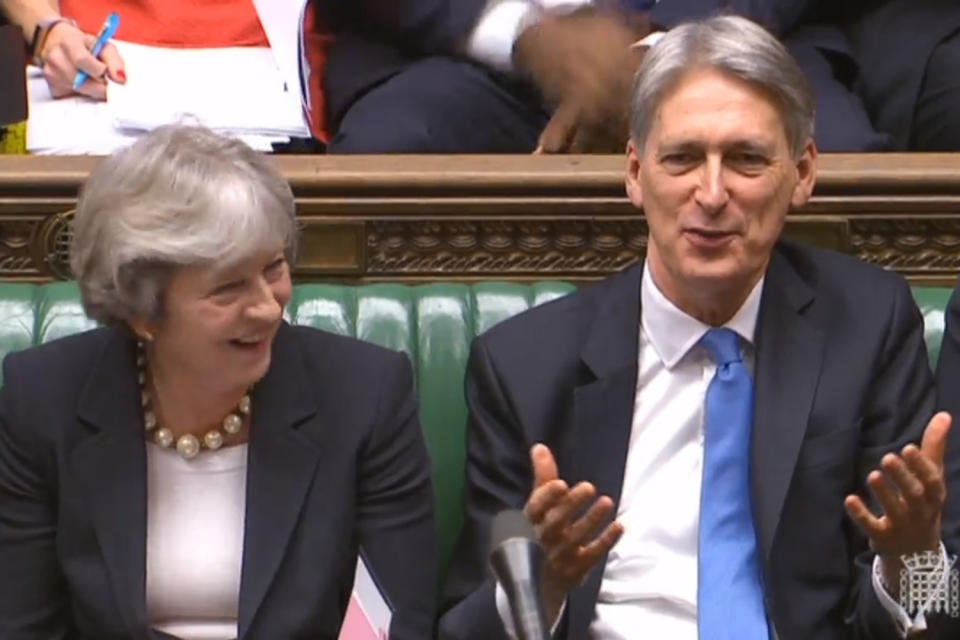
top-left (494, 581), bottom-right (566, 638)
top-left (464, 0), bottom-right (594, 72)
top-left (871, 543), bottom-right (950, 638)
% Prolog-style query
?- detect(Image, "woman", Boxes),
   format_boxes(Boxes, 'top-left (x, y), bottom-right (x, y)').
top-left (0, 125), bottom-right (436, 639)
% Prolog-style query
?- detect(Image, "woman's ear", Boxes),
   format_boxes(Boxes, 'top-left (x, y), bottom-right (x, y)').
top-left (127, 316), bottom-right (155, 343)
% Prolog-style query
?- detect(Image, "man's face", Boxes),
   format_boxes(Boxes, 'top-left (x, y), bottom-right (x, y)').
top-left (626, 67), bottom-right (816, 307)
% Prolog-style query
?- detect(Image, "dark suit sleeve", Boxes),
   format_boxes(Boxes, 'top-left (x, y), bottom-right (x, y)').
top-left (848, 278), bottom-right (958, 639)
top-left (355, 350), bottom-right (437, 640)
top-left (0, 352), bottom-right (72, 639)
top-left (439, 336), bottom-right (543, 640)
top-left (349, 0), bottom-right (488, 53)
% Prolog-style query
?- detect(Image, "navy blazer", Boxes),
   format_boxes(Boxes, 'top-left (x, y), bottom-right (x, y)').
top-left (439, 241), bottom-right (960, 640)
top-left (0, 323), bottom-right (436, 639)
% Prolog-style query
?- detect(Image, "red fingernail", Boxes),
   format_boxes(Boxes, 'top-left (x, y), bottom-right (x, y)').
top-left (117, 70), bottom-right (127, 83)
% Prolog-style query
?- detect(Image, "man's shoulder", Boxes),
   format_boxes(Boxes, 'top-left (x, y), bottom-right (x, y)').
top-left (777, 240), bottom-right (911, 302)
top-left (478, 266), bottom-right (638, 350)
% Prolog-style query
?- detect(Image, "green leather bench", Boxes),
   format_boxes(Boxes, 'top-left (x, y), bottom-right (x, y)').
top-left (0, 281), bottom-right (952, 587)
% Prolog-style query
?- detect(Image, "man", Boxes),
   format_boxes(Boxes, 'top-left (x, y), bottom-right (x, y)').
top-left (440, 15), bottom-right (960, 640)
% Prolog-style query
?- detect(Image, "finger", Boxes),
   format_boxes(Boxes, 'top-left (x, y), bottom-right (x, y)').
top-left (561, 494), bottom-right (616, 548)
top-left (524, 478), bottom-right (569, 523)
top-left (538, 101), bottom-right (581, 154)
top-left (578, 520), bottom-right (624, 564)
top-left (42, 50), bottom-right (75, 98)
top-left (531, 443), bottom-right (559, 489)
top-left (868, 466), bottom-right (908, 522)
top-left (881, 453), bottom-right (926, 506)
top-left (99, 42), bottom-right (126, 83)
top-left (921, 411), bottom-right (952, 470)
top-left (74, 77), bottom-right (107, 101)
top-left (844, 494), bottom-right (886, 537)
top-left (902, 444), bottom-right (946, 505)
top-left (65, 38), bottom-right (107, 79)
top-left (538, 482), bottom-right (597, 545)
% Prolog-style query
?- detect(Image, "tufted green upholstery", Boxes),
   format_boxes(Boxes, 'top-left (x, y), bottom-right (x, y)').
top-left (0, 281), bottom-right (951, 586)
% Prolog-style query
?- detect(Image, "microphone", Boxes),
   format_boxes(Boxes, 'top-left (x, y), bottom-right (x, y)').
top-left (489, 510), bottom-right (550, 640)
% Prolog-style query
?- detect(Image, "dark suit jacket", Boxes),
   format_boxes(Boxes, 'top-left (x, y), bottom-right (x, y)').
top-left (439, 241), bottom-right (960, 640)
top-left (0, 323), bottom-right (436, 639)
top-left (935, 280), bottom-right (960, 563)
top-left (323, 0), bottom-right (488, 134)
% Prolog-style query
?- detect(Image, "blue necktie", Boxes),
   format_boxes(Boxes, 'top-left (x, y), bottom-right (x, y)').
top-left (697, 328), bottom-right (769, 640)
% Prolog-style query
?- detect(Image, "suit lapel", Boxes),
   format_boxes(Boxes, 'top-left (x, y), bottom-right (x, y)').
top-left (567, 266), bottom-right (642, 640)
top-left (237, 324), bottom-right (320, 639)
top-left (71, 328), bottom-right (150, 638)
top-left (751, 250), bottom-right (824, 564)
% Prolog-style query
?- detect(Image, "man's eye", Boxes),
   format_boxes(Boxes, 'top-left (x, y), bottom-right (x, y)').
top-left (662, 153), bottom-right (696, 166)
top-left (729, 152), bottom-right (767, 165)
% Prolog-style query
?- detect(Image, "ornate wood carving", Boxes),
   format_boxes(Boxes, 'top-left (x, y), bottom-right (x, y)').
top-left (1, 154), bottom-right (959, 284)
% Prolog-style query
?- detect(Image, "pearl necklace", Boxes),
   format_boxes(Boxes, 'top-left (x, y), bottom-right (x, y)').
top-left (137, 342), bottom-right (251, 460)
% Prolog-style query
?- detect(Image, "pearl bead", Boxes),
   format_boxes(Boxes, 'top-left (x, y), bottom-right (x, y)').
top-left (154, 427), bottom-right (174, 448)
top-left (223, 413), bottom-right (243, 434)
top-left (204, 430), bottom-right (223, 450)
top-left (144, 411), bottom-right (157, 430)
top-left (176, 434), bottom-right (200, 459)
top-left (238, 395), bottom-right (251, 415)
top-left (141, 391), bottom-right (150, 407)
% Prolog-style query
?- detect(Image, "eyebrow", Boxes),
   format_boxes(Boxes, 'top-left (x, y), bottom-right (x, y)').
top-left (657, 139), bottom-right (776, 156)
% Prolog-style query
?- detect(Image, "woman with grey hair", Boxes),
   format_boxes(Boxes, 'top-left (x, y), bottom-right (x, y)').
top-left (0, 125), bottom-right (436, 639)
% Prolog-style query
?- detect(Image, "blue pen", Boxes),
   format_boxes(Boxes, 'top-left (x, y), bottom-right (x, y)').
top-left (72, 12), bottom-right (121, 92)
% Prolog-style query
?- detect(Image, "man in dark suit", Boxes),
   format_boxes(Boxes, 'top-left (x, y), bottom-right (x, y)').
top-left (440, 15), bottom-right (960, 640)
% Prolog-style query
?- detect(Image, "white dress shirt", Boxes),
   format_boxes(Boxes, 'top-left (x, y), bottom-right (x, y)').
top-left (497, 261), bottom-right (925, 638)
top-left (146, 443), bottom-right (248, 640)
top-left (465, 0), bottom-right (593, 71)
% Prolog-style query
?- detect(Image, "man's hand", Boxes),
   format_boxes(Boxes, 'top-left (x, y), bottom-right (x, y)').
top-left (513, 9), bottom-right (651, 153)
top-left (523, 443), bottom-right (623, 624)
top-left (844, 411), bottom-right (952, 592)
top-left (39, 21), bottom-right (125, 100)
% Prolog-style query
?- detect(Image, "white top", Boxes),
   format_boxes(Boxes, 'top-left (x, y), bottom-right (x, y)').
top-left (497, 262), bottom-right (919, 638)
top-left (146, 443), bottom-right (248, 640)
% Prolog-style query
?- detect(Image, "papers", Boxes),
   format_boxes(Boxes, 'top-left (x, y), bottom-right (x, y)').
top-left (110, 41), bottom-right (308, 137)
top-left (251, 0), bottom-right (311, 108)
top-left (26, 38), bottom-right (309, 155)
top-left (338, 552), bottom-right (392, 640)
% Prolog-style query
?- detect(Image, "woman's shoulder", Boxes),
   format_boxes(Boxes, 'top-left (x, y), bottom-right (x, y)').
top-left (3, 326), bottom-right (117, 389)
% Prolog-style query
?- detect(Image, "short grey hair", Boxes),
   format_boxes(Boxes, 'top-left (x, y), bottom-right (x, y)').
top-left (630, 15), bottom-right (815, 157)
top-left (70, 124), bottom-right (297, 325)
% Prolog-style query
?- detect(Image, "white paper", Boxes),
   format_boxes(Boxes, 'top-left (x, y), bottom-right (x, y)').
top-left (108, 41), bottom-right (308, 137)
top-left (251, 0), bottom-right (311, 107)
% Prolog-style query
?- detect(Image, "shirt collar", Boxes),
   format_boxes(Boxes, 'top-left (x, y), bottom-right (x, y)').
top-left (640, 261), bottom-right (764, 369)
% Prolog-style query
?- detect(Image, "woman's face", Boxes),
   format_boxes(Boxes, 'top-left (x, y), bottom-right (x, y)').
top-left (135, 246), bottom-right (292, 393)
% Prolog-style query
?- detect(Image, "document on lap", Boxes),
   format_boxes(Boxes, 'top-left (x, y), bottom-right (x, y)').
top-left (338, 551), bottom-right (392, 640)
top-left (26, 40), bottom-right (308, 154)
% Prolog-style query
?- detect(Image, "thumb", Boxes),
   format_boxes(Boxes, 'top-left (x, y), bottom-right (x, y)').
top-left (921, 411), bottom-right (952, 468)
top-left (530, 443), bottom-right (559, 488)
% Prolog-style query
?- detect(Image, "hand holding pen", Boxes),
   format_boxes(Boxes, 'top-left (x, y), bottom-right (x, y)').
top-left (37, 13), bottom-right (125, 100)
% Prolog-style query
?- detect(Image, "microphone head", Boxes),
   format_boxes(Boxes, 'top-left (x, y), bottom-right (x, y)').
top-left (490, 510), bottom-right (535, 556)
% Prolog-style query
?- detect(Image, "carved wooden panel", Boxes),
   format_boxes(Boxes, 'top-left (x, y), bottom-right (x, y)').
top-left (1, 154), bottom-right (958, 284)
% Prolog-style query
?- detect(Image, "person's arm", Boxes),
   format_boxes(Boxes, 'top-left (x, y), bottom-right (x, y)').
top-left (0, 0), bottom-right (58, 44)
top-left (439, 337), bottom-right (539, 640)
top-left (0, 351), bottom-right (73, 639)
top-left (843, 277), bottom-right (960, 639)
top-left (355, 350), bottom-right (437, 640)
top-left (0, 0), bottom-right (123, 99)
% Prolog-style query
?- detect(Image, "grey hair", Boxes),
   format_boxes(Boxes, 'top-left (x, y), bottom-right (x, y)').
top-left (70, 124), bottom-right (298, 325)
top-left (630, 15), bottom-right (815, 157)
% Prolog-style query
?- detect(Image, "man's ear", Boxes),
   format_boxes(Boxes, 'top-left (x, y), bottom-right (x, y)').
top-left (625, 139), bottom-right (644, 209)
top-left (790, 138), bottom-right (817, 208)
